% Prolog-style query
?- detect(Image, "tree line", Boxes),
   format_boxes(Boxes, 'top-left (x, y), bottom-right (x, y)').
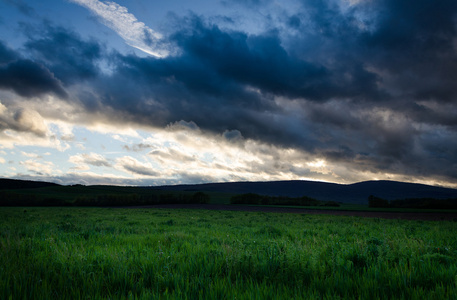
top-left (230, 193), bottom-right (340, 207)
top-left (368, 195), bottom-right (457, 209)
top-left (0, 191), bottom-right (210, 207)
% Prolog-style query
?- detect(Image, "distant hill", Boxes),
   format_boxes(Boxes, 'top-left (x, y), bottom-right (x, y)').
top-left (152, 180), bottom-right (457, 204)
top-left (0, 178), bottom-right (60, 190)
top-left (1, 178), bottom-right (457, 205)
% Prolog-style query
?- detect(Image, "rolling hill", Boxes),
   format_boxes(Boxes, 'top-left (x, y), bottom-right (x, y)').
top-left (0, 178), bottom-right (60, 190)
top-left (2, 178), bottom-right (457, 205)
top-left (152, 180), bottom-right (457, 204)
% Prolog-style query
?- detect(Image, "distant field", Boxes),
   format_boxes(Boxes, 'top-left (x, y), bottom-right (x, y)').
top-left (0, 185), bottom-right (217, 206)
top-left (1, 207), bottom-right (456, 299)
top-left (249, 203), bottom-right (457, 214)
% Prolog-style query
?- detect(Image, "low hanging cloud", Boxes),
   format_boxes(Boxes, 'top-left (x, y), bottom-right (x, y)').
top-left (69, 0), bottom-right (170, 57)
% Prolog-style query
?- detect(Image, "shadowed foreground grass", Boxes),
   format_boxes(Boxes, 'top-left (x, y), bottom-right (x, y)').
top-left (1, 207), bottom-right (456, 299)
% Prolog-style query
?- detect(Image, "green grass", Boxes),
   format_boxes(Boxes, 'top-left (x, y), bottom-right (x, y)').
top-left (1, 207), bottom-right (457, 299)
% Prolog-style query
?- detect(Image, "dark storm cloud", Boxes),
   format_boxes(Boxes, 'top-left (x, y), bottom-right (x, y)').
top-left (24, 25), bottom-right (103, 84)
top-left (356, 0), bottom-right (457, 103)
top-left (3, 0), bottom-right (457, 183)
top-left (364, 0), bottom-right (457, 53)
top-left (0, 41), bottom-right (18, 63)
top-left (172, 18), bottom-right (329, 99)
top-left (95, 3), bottom-right (457, 181)
top-left (0, 41), bottom-right (68, 98)
top-left (0, 59), bottom-right (68, 98)
top-left (169, 14), bottom-right (379, 103)
top-left (98, 14), bottom-right (381, 147)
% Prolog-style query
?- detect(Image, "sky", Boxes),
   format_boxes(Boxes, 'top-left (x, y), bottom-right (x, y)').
top-left (0, 0), bottom-right (457, 188)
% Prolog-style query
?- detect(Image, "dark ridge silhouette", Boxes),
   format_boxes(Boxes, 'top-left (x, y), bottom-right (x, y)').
top-left (151, 180), bottom-right (457, 204)
top-left (0, 178), bottom-right (60, 190)
top-left (1, 178), bottom-right (457, 205)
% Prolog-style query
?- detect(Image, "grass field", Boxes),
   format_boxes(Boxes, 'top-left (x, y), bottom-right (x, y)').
top-left (1, 207), bottom-right (456, 299)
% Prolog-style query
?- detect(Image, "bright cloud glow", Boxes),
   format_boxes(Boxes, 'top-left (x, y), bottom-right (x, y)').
top-left (307, 160), bottom-right (327, 169)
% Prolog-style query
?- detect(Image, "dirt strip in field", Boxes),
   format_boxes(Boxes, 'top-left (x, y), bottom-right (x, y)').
top-left (127, 204), bottom-right (457, 221)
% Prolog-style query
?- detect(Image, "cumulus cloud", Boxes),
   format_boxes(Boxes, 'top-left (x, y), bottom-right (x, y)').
top-left (20, 159), bottom-right (56, 176)
top-left (0, 101), bottom-right (75, 151)
top-left (20, 151), bottom-right (42, 158)
top-left (0, 104), bottom-right (48, 137)
top-left (69, 152), bottom-right (111, 170)
top-left (69, 0), bottom-right (170, 57)
top-left (13, 109), bottom-right (48, 137)
top-left (115, 156), bottom-right (159, 177)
